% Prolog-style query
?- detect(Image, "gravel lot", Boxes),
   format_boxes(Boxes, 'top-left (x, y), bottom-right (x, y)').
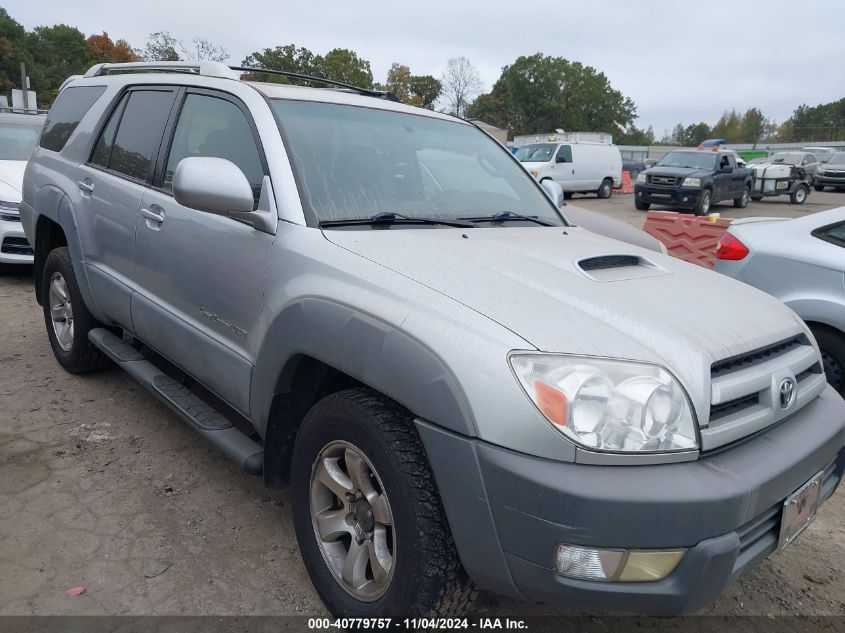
top-left (2, 190), bottom-right (845, 619)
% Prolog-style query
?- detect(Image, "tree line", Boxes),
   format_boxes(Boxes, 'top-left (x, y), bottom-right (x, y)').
top-left (1, 7), bottom-right (842, 144)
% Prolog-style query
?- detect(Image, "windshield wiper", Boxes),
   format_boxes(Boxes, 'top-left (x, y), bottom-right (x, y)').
top-left (319, 211), bottom-right (475, 229)
top-left (460, 211), bottom-right (553, 227)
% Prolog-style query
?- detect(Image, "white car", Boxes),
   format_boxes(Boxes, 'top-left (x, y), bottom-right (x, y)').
top-left (515, 140), bottom-right (622, 199)
top-left (0, 111), bottom-right (45, 264)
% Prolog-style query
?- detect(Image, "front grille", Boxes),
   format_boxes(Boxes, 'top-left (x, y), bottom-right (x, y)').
top-left (0, 212), bottom-right (20, 222)
top-left (822, 170), bottom-right (845, 178)
top-left (579, 255), bottom-right (639, 271)
top-left (1, 236), bottom-right (33, 256)
top-left (704, 334), bottom-right (826, 450)
top-left (647, 174), bottom-right (680, 188)
top-left (711, 335), bottom-right (807, 377)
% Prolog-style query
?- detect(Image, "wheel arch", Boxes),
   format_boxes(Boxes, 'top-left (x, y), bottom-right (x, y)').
top-left (255, 299), bottom-right (477, 488)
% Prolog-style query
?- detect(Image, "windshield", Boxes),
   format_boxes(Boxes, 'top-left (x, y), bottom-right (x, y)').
top-left (657, 151), bottom-right (717, 170)
top-left (0, 122), bottom-right (42, 160)
top-left (770, 153), bottom-right (802, 165)
top-left (828, 152), bottom-right (845, 165)
top-left (514, 144), bottom-right (556, 163)
top-left (271, 100), bottom-right (563, 226)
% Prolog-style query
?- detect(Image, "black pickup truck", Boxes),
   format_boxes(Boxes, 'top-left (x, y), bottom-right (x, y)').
top-left (634, 150), bottom-right (754, 215)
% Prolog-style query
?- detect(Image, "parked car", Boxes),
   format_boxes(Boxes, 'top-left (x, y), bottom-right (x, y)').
top-left (515, 141), bottom-right (622, 199)
top-left (714, 208), bottom-right (845, 395)
top-left (0, 110), bottom-right (45, 264)
top-left (22, 62), bottom-right (843, 618)
top-left (634, 150), bottom-right (754, 214)
top-left (814, 152), bottom-right (845, 191)
top-left (803, 146), bottom-right (838, 163)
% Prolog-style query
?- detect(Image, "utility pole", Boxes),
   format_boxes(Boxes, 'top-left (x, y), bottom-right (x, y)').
top-left (20, 62), bottom-right (29, 111)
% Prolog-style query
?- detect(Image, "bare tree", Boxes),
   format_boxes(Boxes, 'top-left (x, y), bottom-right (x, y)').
top-left (179, 37), bottom-right (228, 63)
top-left (441, 57), bottom-right (482, 118)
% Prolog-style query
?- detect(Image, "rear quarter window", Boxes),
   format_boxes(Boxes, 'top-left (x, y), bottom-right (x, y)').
top-left (40, 86), bottom-right (106, 152)
top-left (813, 222), bottom-right (845, 248)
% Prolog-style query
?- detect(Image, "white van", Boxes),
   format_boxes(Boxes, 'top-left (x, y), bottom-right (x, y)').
top-left (514, 141), bottom-right (623, 198)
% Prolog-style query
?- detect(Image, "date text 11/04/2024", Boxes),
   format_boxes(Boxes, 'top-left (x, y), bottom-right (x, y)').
top-left (307, 618), bottom-right (528, 630)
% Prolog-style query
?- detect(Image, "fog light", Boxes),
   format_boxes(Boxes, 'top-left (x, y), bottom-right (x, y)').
top-left (555, 545), bottom-right (686, 582)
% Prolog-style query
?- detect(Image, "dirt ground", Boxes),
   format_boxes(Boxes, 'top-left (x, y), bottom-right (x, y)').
top-left (2, 191), bottom-right (845, 620)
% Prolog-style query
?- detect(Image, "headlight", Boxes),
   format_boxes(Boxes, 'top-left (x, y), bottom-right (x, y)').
top-left (509, 354), bottom-right (698, 453)
top-left (818, 169), bottom-right (827, 177)
top-left (681, 177), bottom-right (701, 187)
top-left (635, 173), bottom-right (646, 183)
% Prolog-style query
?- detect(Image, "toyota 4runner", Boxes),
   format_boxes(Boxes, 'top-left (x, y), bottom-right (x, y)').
top-left (21, 62), bottom-right (845, 617)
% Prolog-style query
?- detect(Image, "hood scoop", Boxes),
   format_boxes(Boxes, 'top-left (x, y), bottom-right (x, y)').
top-left (576, 254), bottom-right (668, 282)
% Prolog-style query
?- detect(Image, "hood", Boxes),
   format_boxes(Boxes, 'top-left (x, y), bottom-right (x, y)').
top-left (325, 226), bottom-right (806, 417)
top-left (0, 161), bottom-right (26, 201)
top-left (644, 165), bottom-right (711, 178)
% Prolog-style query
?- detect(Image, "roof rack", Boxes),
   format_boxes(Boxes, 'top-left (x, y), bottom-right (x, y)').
top-left (84, 61), bottom-right (238, 79)
top-left (229, 66), bottom-right (398, 101)
top-left (81, 62), bottom-right (398, 101)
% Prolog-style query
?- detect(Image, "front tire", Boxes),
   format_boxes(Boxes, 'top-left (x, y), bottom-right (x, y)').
top-left (291, 389), bottom-right (475, 617)
top-left (41, 247), bottom-right (109, 374)
top-left (811, 326), bottom-right (845, 396)
top-left (596, 178), bottom-right (613, 199)
top-left (694, 189), bottom-right (712, 215)
top-left (814, 184), bottom-right (826, 192)
top-left (635, 200), bottom-right (650, 211)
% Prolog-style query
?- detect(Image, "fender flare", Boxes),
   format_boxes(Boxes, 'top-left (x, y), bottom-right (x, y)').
top-left (251, 298), bottom-right (478, 439)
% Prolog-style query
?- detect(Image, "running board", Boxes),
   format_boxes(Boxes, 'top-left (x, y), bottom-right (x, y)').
top-left (88, 328), bottom-right (263, 475)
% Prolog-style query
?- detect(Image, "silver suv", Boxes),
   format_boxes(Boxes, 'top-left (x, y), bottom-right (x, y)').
top-left (21, 62), bottom-right (845, 617)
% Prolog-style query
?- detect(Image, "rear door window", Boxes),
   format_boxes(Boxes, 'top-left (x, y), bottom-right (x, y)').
top-left (813, 222), bottom-right (845, 248)
top-left (89, 88), bottom-right (177, 183)
top-left (40, 86), bottom-right (106, 152)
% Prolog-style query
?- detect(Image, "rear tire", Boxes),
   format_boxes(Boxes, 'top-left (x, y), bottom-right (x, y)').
top-left (41, 247), bottom-right (109, 374)
top-left (291, 388), bottom-right (475, 617)
top-left (733, 186), bottom-right (750, 208)
top-left (810, 326), bottom-right (845, 396)
top-left (635, 200), bottom-right (650, 211)
top-left (790, 184), bottom-right (809, 205)
top-left (596, 178), bottom-right (613, 199)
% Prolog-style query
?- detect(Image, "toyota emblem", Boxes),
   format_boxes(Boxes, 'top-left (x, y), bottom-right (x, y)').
top-left (779, 378), bottom-right (796, 409)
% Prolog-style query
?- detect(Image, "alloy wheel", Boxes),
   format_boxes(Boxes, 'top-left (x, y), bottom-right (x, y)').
top-left (310, 440), bottom-right (396, 601)
top-left (49, 272), bottom-right (74, 352)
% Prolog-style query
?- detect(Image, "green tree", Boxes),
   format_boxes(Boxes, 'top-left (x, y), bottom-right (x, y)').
top-left (241, 44), bottom-right (322, 82)
top-left (617, 125), bottom-right (655, 146)
top-left (776, 98), bottom-right (845, 142)
top-left (466, 54), bottom-right (636, 138)
top-left (409, 75), bottom-right (442, 109)
top-left (381, 63), bottom-right (412, 101)
top-left (27, 24), bottom-right (88, 103)
top-left (320, 48), bottom-right (373, 88)
top-left (0, 8), bottom-right (30, 95)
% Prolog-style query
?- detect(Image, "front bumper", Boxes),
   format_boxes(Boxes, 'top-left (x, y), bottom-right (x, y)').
top-left (634, 184), bottom-right (700, 209)
top-left (0, 216), bottom-right (34, 264)
top-left (417, 386), bottom-right (845, 614)
top-left (816, 175), bottom-right (845, 188)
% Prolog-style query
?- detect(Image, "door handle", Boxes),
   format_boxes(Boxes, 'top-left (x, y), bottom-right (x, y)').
top-left (141, 206), bottom-right (165, 224)
top-left (77, 180), bottom-right (94, 194)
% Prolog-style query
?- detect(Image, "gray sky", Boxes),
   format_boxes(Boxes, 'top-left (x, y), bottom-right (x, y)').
top-left (9, 0), bottom-right (845, 135)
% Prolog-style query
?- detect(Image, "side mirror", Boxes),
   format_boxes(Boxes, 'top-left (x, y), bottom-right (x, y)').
top-left (540, 178), bottom-right (565, 207)
top-left (174, 156), bottom-right (255, 215)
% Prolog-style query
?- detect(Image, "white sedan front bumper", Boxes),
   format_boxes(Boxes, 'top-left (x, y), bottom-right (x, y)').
top-left (0, 212), bottom-right (33, 264)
